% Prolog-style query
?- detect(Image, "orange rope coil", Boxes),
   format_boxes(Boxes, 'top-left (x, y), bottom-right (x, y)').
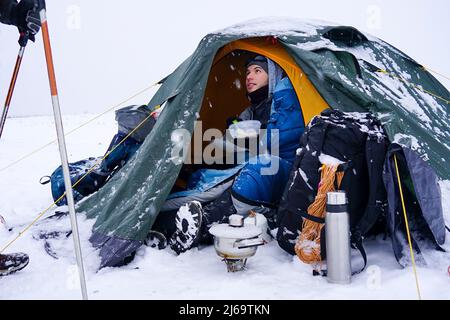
top-left (295, 164), bottom-right (344, 266)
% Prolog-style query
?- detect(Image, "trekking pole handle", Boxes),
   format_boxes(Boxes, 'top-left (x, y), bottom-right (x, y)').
top-left (18, 32), bottom-right (29, 47)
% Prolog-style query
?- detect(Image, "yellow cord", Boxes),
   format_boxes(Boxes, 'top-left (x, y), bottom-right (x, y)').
top-left (393, 154), bottom-right (422, 300)
top-left (0, 83), bottom-right (159, 173)
top-left (0, 107), bottom-right (159, 254)
top-left (377, 69), bottom-right (449, 104)
top-left (421, 66), bottom-right (450, 81)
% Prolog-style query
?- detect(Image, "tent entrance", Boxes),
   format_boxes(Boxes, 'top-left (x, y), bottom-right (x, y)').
top-left (199, 37), bottom-right (330, 134)
top-left (184, 37), bottom-right (331, 169)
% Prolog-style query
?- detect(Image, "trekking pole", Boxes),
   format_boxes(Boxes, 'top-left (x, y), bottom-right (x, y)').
top-left (0, 34), bottom-right (28, 140)
top-left (38, 1), bottom-right (88, 300)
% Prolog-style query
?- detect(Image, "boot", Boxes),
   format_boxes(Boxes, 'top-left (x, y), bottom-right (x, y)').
top-left (169, 188), bottom-right (237, 253)
top-left (144, 230), bottom-right (167, 250)
top-left (169, 201), bottom-right (204, 255)
top-left (200, 188), bottom-right (237, 244)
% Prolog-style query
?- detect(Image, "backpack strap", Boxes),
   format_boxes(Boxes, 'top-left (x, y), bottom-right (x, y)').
top-left (351, 229), bottom-right (368, 275)
top-left (299, 212), bottom-right (325, 224)
top-left (313, 230), bottom-right (367, 277)
top-left (317, 121), bottom-right (330, 151)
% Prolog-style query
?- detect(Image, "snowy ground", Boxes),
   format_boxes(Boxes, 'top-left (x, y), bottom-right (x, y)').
top-left (0, 114), bottom-right (449, 300)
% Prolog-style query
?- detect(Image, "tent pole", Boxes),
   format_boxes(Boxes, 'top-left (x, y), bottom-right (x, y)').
top-left (39, 6), bottom-right (88, 300)
top-left (0, 44), bottom-right (26, 140)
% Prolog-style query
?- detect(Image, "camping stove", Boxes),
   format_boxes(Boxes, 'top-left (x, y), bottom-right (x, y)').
top-left (209, 214), bottom-right (265, 272)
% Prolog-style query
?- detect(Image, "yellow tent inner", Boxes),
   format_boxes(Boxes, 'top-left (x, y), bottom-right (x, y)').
top-left (199, 37), bottom-right (329, 133)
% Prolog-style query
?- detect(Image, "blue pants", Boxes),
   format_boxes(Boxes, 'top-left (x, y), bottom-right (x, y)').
top-left (231, 154), bottom-right (293, 210)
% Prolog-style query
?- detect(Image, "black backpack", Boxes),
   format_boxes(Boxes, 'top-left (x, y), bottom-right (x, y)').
top-left (276, 109), bottom-right (388, 272)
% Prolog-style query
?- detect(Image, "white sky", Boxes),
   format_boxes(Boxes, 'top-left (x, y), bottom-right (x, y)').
top-left (0, 0), bottom-right (449, 117)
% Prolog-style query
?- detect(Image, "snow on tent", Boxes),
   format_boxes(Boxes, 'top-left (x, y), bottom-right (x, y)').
top-left (73, 18), bottom-right (449, 268)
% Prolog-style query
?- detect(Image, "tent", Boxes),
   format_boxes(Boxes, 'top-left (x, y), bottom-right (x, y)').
top-left (76, 18), bottom-right (450, 268)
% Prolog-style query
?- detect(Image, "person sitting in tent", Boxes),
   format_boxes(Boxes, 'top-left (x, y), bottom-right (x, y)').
top-left (155, 54), bottom-right (305, 254)
top-left (227, 55), bottom-right (273, 126)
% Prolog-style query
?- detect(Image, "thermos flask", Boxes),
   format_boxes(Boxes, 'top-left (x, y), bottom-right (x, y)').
top-left (325, 191), bottom-right (351, 284)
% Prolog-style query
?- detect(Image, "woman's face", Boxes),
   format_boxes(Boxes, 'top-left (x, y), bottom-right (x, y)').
top-left (246, 65), bottom-right (269, 93)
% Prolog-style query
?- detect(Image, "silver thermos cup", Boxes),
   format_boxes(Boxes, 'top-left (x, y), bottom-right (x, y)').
top-left (325, 191), bottom-right (351, 284)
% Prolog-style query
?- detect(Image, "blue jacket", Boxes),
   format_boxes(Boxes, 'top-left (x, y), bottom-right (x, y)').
top-left (166, 64), bottom-right (304, 204)
top-left (265, 77), bottom-right (304, 163)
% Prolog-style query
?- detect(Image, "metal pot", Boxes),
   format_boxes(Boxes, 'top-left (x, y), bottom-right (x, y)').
top-left (209, 215), bottom-right (265, 271)
top-left (212, 235), bottom-right (265, 259)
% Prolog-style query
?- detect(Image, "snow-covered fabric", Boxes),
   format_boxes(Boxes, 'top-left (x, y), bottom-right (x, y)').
top-left (383, 143), bottom-right (446, 267)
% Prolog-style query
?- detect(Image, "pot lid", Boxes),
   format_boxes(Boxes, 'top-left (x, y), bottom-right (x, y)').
top-left (209, 223), bottom-right (261, 239)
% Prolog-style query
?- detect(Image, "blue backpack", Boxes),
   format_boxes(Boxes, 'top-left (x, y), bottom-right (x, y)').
top-left (41, 105), bottom-right (155, 206)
